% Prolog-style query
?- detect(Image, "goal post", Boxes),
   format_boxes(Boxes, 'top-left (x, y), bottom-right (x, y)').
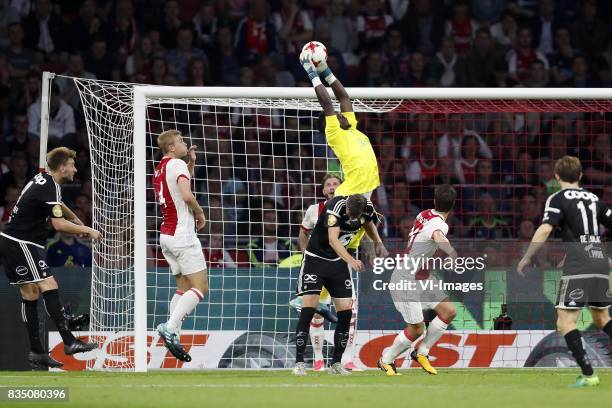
top-left (41, 72), bottom-right (612, 372)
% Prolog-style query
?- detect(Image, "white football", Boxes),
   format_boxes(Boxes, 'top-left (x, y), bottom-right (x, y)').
top-left (300, 41), bottom-right (328, 67)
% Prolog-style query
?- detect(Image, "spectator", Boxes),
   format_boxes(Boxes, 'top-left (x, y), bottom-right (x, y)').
top-left (315, 0), bottom-right (357, 63)
top-left (362, 51), bottom-right (390, 87)
top-left (583, 133), bottom-right (612, 186)
top-left (491, 12), bottom-right (518, 51)
top-left (507, 1), bottom-right (538, 23)
top-left (548, 26), bottom-right (578, 85)
top-left (356, 0), bottom-right (393, 52)
top-left (563, 55), bottom-right (597, 87)
top-left (157, 0), bottom-right (183, 50)
top-left (463, 159), bottom-right (507, 212)
top-left (6, 111), bottom-right (29, 155)
top-left (204, 234), bottom-right (249, 268)
top-left (531, 0), bottom-right (562, 56)
top-left (234, 0), bottom-right (278, 66)
top-left (21, 0), bottom-right (64, 55)
top-left (507, 26), bottom-right (549, 85)
top-left (429, 36), bottom-right (467, 87)
top-left (125, 36), bottom-right (156, 82)
top-left (257, 55), bottom-right (295, 87)
top-left (63, 0), bottom-right (106, 53)
top-left (27, 83), bottom-right (76, 146)
top-left (192, 1), bottom-right (220, 55)
top-left (407, 136), bottom-right (438, 183)
top-left (0, 184), bottom-right (19, 231)
top-left (470, 0), bottom-right (506, 25)
top-left (56, 53), bottom-right (97, 111)
top-left (525, 60), bottom-right (550, 86)
top-left (246, 209), bottom-right (296, 266)
top-left (166, 25), bottom-right (207, 84)
top-left (84, 36), bottom-right (119, 80)
top-left (454, 134), bottom-right (482, 184)
top-left (438, 113), bottom-right (493, 160)
top-left (517, 219), bottom-right (535, 240)
top-left (273, 0), bottom-right (313, 59)
top-left (4, 22), bottom-right (41, 81)
top-left (0, 154), bottom-right (29, 204)
top-left (467, 193), bottom-right (511, 239)
top-left (444, 0), bottom-right (478, 56)
top-left (516, 193), bottom-right (541, 225)
top-left (402, 0), bottom-right (445, 55)
top-left (47, 232), bottom-right (93, 267)
top-left (185, 58), bottom-right (210, 86)
top-left (465, 28), bottom-right (499, 86)
top-left (383, 25), bottom-right (410, 84)
top-left (107, 0), bottom-right (137, 56)
top-left (209, 26), bottom-right (240, 85)
top-left (396, 51), bottom-right (428, 87)
top-left (570, 0), bottom-right (607, 62)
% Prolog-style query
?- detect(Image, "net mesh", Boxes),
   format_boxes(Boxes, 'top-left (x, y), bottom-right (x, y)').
top-left (66, 75), bottom-right (612, 370)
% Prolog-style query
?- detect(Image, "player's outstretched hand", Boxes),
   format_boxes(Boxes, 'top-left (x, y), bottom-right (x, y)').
top-left (188, 145), bottom-right (197, 163)
top-left (195, 211), bottom-right (206, 231)
top-left (517, 257), bottom-right (530, 277)
top-left (299, 54), bottom-right (318, 81)
top-left (86, 227), bottom-right (101, 241)
top-left (349, 258), bottom-right (364, 272)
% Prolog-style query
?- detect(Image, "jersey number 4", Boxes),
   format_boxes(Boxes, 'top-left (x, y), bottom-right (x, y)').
top-left (157, 184), bottom-right (166, 207)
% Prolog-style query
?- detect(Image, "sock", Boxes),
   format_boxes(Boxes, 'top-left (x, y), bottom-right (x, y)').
top-left (167, 288), bottom-right (203, 332)
top-left (295, 307), bottom-right (316, 363)
top-left (169, 290), bottom-right (183, 331)
top-left (341, 299), bottom-right (358, 365)
top-left (42, 289), bottom-right (76, 346)
top-left (332, 310), bottom-right (352, 364)
top-left (417, 316), bottom-right (448, 356)
top-left (603, 320), bottom-right (612, 339)
top-left (564, 329), bottom-right (594, 376)
top-left (381, 328), bottom-right (416, 364)
top-left (310, 317), bottom-right (325, 361)
top-left (22, 300), bottom-right (44, 354)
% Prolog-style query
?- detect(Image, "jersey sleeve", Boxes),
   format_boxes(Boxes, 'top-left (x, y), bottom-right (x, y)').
top-left (428, 218), bottom-right (449, 238)
top-left (41, 181), bottom-right (63, 219)
top-left (598, 201), bottom-right (612, 229)
top-left (341, 112), bottom-right (358, 128)
top-left (301, 204), bottom-right (318, 231)
top-left (325, 114), bottom-right (341, 138)
top-left (542, 192), bottom-right (563, 226)
top-left (324, 198), bottom-right (343, 228)
top-left (168, 159), bottom-right (190, 183)
top-left (363, 199), bottom-right (375, 222)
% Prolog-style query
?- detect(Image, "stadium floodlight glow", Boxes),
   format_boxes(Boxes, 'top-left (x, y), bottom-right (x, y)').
top-left (39, 72), bottom-right (612, 372)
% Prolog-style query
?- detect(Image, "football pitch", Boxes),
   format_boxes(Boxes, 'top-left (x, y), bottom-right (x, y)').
top-left (1, 369), bottom-right (611, 408)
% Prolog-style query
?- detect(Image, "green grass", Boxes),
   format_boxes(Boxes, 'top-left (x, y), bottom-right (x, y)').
top-left (1, 369), bottom-right (611, 408)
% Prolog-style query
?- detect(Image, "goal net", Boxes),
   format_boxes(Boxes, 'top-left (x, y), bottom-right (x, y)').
top-left (45, 73), bottom-right (612, 371)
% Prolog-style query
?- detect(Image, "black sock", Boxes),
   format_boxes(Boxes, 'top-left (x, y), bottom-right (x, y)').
top-left (42, 289), bottom-right (76, 346)
top-left (22, 300), bottom-right (44, 354)
top-left (564, 329), bottom-right (594, 376)
top-left (295, 307), bottom-right (316, 363)
top-left (603, 320), bottom-right (612, 339)
top-left (332, 310), bottom-right (352, 364)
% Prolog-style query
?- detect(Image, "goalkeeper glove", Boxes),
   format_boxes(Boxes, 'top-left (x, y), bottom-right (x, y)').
top-left (315, 59), bottom-right (337, 85)
top-left (300, 54), bottom-right (322, 87)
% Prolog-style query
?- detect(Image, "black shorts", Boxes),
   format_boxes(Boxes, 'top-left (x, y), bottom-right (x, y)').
top-left (555, 274), bottom-right (611, 309)
top-left (297, 253), bottom-right (354, 299)
top-left (0, 235), bottom-right (53, 285)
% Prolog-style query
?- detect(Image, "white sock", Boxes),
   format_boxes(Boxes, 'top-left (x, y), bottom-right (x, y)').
top-left (341, 299), bottom-right (358, 364)
top-left (382, 329), bottom-right (415, 364)
top-left (310, 317), bottom-right (325, 361)
top-left (169, 290), bottom-right (183, 331)
top-left (417, 317), bottom-right (448, 356)
top-left (167, 288), bottom-right (203, 332)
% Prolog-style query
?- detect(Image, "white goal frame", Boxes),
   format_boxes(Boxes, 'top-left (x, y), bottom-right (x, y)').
top-left (39, 70), bottom-right (612, 372)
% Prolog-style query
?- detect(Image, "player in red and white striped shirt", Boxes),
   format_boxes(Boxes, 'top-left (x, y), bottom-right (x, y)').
top-left (153, 129), bottom-right (208, 362)
top-left (378, 185), bottom-right (458, 376)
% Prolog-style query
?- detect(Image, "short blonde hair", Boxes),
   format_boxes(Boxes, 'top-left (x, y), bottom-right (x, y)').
top-left (157, 129), bottom-right (181, 153)
top-left (554, 155), bottom-right (582, 183)
top-left (47, 147), bottom-right (76, 171)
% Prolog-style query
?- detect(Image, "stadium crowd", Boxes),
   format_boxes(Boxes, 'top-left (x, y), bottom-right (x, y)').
top-left (0, 0), bottom-right (611, 267)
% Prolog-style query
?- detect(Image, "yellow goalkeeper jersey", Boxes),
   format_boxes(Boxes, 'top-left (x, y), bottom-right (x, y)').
top-left (325, 112), bottom-right (380, 196)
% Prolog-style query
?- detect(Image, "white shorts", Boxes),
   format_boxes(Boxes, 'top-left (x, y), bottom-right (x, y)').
top-left (389, 266), bottom-right (447, 324)
top-left (160, 234), bottom-right (207, 276)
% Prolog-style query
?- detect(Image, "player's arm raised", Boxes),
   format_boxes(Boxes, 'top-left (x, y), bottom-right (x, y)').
top-left (517, 223), bottom-right (554, 276)
top-left (177, 177), bottom-right (206, 231)
top-left (364, 220), bottom-right (388, 258)
top-left (328, 226), bottom-right (364, 272)
top-left (432, 230), bottom-right (457, 259)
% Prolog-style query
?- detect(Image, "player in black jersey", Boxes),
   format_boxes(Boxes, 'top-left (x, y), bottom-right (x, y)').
top-left (0, 147), bottom-right (100, 370)
top-left (293, 194), bottom-right (388, 376)
top-left (518, 156), bottom-right (612, 388)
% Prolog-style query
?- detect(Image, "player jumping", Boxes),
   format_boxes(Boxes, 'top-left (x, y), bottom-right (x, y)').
top-left (378, 185), bottom-right (458, 376)
top-left (153, 130), bottom-right (209, 363)
top-left (293, 194), bottom-right (387, 376)
top-left (518, 156), bottom-right (612, 388)
top-left (0, 147), bottom-right (100, 369)
top-left (299, 48), bottom-right (385, 371)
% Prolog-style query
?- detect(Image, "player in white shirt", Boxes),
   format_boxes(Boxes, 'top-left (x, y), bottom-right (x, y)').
top-left (378, 185), bottom-right (458, 376)
top-left (153, 129), bottom-right (208, 362)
